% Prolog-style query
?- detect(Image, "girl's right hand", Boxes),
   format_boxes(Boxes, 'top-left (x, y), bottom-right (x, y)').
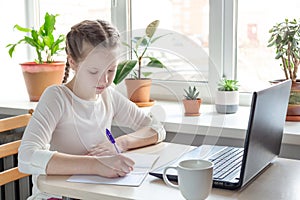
top-left (95, 154), bottom-right (135, 178)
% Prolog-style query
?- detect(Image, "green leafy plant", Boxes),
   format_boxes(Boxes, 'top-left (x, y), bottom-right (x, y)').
top-left (184, 86), bottom-right (200, 100)
top-left (113, 20), bottom-right (168, 85)
top-left (6, 12), bottom-right (65, 64)
top-left (218, 78), bottom-right (239, 91)
top-left (267, 18), bottom-right (300, 82)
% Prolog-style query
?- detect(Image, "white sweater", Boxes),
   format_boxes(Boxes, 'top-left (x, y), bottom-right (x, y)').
top-left (18, 84), bottom-right (166, 199)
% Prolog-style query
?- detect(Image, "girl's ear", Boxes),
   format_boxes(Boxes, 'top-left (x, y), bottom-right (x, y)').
top-left (68, 56), bottom-right (78, 71)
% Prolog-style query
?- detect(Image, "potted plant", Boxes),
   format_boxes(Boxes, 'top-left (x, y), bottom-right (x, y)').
top-left (6, 12), bottom-right (65, 102)
top-left (267, 18), bottom-right (300, 120)
top-left (182, 86), bottom-right (202, 116)
top-left (215, 78), bottom-right (239, 114)
top-left (113, 20), bottom-right (167, 106)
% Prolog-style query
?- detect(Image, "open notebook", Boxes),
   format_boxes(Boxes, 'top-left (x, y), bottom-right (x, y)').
top-left (67, 153), bottom-right (159, 187)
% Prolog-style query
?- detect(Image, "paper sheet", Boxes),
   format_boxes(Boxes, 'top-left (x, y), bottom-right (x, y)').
top-left (67, 153), bottom-right (159, 186)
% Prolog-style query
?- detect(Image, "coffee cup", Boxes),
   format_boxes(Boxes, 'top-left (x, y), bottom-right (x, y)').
top-left (163, 159), bottom-right (213, 200)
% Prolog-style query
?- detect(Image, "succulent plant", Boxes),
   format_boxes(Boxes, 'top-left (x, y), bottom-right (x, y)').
top-left (184, 86), bottom-right (200, 100)
top-left (218, 79), bottom-right (239, 91)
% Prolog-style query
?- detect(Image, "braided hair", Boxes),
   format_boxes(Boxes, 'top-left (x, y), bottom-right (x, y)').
top-left (62, 20), bottom-right (120, 83)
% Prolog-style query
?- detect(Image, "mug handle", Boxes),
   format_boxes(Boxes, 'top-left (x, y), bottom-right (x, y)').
top-left (163, 166), bottom-right (178, 188)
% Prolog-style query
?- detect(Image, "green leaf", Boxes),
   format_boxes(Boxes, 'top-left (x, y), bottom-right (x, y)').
top-left (135, 36), bottom-right (147, 50)
top-left (8, 44), bottom-right (17, 58)
top-left (145, 57), bottom-right (165, 68)
top-left (44, 12), bottom-right (57, 35)
top-left (275, 52), bottom-right (283, 59)
top-left (24, 37), bottom-right (39, 48)
top-left (275, 35), bottom-right (282, 44)
top-left (142, 72), bottom-right (152, 77)
top-left (146, 20), bottom-right (159, 38)
top-left (183, 86), bottom-right (200, 100)
top-left (133, 37), bottom-right (148, 46)
top-left (113, 60), bottom-right (137, 85)
top-left (267, 41), bottom-right (275, 47)
top-left (13, 24), bottom-right (31, 32)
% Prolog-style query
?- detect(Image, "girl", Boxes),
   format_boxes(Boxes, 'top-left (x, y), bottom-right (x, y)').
top-left (18, 19), bottom-right (166, 199)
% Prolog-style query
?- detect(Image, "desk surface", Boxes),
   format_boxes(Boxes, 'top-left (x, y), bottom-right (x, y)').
top-left (37, 143), bottom-right (300, 200)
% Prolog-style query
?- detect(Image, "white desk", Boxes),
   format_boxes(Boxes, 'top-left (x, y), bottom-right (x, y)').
top-left (37, 142), bottom-right (300, 200)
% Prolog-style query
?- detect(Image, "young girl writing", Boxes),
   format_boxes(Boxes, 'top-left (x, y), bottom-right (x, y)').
top-left (18, 19), bottom-right (166, 199)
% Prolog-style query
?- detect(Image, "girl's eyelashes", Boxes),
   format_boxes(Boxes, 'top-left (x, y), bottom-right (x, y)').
top-left (87, 67), bottom-right (99, 74)
top-left (87, 65), bottom-right (116, 74)
top-left (89, 70), bottom-right (99, 75)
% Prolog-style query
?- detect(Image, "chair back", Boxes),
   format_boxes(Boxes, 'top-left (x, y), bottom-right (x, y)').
top-left (0, 110), bottom-right (32, 186)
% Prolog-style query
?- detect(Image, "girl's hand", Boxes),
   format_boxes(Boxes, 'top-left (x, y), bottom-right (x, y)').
top-left (95, 154), bottom-right (134, 178)
top-left (88, 141), bottom-right (121, 156)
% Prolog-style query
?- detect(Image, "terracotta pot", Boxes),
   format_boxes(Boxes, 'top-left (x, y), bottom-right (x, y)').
top-left (271, 79), bottom-right (300, 117)
top-left (287, 81), bottom-right (300, 116)
top-left (125, 79), bottom-right (152, 103)
top-left (183, 98), bottom-right (202, 116)
top-left (21, 61), bottom-right (65, 102)
top-left (215, 90), bottom-right (239, 114)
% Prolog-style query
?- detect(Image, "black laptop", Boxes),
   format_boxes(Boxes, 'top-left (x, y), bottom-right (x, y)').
top-left (149, 80), bottom-right (291, 190)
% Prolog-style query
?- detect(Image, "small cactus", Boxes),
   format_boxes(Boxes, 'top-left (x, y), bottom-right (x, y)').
top-left (184, 86), bottom-right (200, 100)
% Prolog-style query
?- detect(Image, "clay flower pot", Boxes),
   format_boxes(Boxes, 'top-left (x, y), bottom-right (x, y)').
top-left (125, 78), bottom-right (152, 103)
top-left (270, 79), bottom-right (300, 121)
top-left (21, 61), bottom-right (65, 102)
top-left (183, 98), bottom-right (202, 116)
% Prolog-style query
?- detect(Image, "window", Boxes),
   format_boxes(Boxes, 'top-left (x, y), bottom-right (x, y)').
top-left (38, 0), bottom-right (111, 61)
top-left (131, 0), bottom-right (209, 83)
top-left (0, 0), bottom-right (111, 101)
top-left (2, 0), bottom-right (273, 105)
top-left (237, 0), bottom-right (300, 92)
top-left (124, 0), bottom-right (213, 102)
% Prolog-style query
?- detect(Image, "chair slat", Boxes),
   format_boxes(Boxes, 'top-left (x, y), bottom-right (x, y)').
top-left (0, 167), bottom-right (29, 186)
top-left (0, 113), bottom-right (31, 132)
top-left (0, 140), bottom-right (21, 158)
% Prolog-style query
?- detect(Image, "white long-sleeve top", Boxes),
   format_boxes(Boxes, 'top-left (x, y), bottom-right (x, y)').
top-left (18, 84), bottom-right (166, 199)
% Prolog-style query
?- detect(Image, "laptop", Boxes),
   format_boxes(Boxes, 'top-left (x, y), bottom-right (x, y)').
top-left (149, 80), bottom-right (291, 190)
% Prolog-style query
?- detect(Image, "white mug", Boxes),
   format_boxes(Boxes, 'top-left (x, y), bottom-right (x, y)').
top-left (163, 159), bottom-right (213, 200)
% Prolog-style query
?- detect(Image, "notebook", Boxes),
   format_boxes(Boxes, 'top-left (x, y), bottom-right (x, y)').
top-left (149, 80), bottom-right (291, 190)
top-left (67, 153), bottom-right (159, 186)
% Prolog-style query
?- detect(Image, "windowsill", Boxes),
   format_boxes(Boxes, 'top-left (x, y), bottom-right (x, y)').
top-left (139, 101), bottom-right (300, 146)
top-left (0, 99), bottom-right (299, 145)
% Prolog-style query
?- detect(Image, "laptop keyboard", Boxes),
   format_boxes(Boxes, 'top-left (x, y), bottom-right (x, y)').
top-left (208, 147), bottom-right (244, 180)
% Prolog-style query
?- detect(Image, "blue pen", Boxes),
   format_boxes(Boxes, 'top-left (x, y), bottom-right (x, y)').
top-left (106, 128), bottom-right (121, 154)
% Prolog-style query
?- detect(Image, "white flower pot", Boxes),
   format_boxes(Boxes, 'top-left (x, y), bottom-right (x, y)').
top-left (215, 91), bottom-right (239, 114)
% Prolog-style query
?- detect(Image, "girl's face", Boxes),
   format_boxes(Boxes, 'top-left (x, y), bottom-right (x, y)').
top-left (72, 47), bottom-right (118, 100)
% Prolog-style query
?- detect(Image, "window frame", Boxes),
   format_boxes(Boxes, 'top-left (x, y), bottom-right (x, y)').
top-left (24, 0), bottom-right (250, 105)
top-left (114, 0), bottom-right (251, 105)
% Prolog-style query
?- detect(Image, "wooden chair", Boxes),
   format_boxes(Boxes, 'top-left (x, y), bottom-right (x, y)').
top-left (0, 110), bottom-right (33, 187)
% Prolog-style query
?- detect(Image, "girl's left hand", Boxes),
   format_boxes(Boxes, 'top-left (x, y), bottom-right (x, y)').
top-left (88, 142), bottom-right (120, 156)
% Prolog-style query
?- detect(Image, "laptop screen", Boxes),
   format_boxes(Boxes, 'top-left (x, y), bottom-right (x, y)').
top-left (240, 80), bottom-right (291, 187)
